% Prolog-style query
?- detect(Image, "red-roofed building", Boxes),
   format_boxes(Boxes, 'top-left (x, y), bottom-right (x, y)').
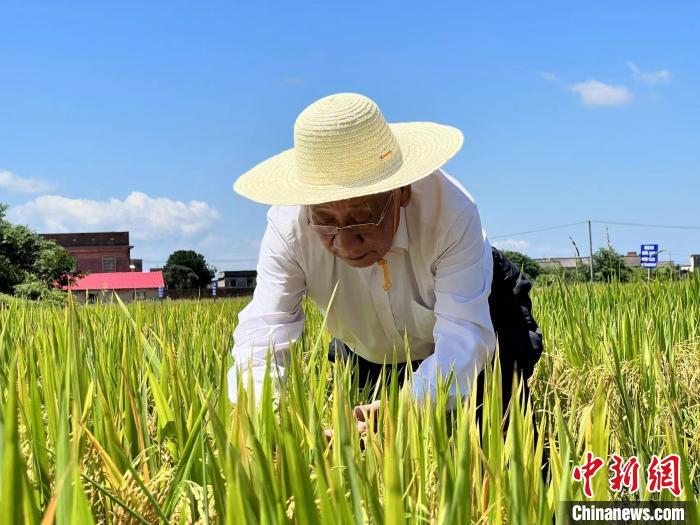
top-left (65, 271), bottom-right (165, 304)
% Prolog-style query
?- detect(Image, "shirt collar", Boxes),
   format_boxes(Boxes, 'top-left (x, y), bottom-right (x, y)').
top-left (388, 205), bottom-right (409, 254)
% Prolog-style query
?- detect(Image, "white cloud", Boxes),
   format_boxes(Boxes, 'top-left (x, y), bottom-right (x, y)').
top-left (540, 72), bottom-right (560, 83)
top-left (492, 239), bottom-right (530, 251)
top-left (567, 79), bottom-right (633, 106)
top-left (8, 191), bottom-right (220, 241)
top-left (627, 62), bottom-right (671, 85)
top-left (0, 170), bottom-right (54, 194)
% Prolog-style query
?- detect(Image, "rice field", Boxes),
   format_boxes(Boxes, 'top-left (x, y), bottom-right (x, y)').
top-left (0, 275), bottom-right (698, 523)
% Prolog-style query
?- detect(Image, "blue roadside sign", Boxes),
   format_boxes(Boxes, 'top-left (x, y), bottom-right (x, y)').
top-left (157, 286), bottom-right (164, 299)
top-left (640, 244), bottom-right (659, 268)
top-left (211, 280), bottom-right (217, 297)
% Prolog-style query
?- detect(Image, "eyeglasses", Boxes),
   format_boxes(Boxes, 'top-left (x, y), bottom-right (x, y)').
top-left (307, 192), bottom-right (394, 236)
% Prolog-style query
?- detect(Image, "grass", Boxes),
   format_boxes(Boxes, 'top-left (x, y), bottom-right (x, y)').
top-left (0, 276), bottom-right (698, 523)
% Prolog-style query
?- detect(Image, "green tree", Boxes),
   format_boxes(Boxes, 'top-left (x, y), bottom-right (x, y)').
top-left (592, 246), bottom-right (633, 282)
top-left (35, 239), bottom-right (77, 286)
top-left (0, 203), bottom-right (77, 297)
top-left (501, 250), bottom-right (542, 280)
top-left (163, 250), bottom-right (215, 290)
top-left (630, 265), bottom-right (679, 282)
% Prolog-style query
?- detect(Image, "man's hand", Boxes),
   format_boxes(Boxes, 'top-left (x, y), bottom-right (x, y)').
top-left (323, 400), bottom-right (381, 442)
top-left (353, 400), bottom-right (381, 434)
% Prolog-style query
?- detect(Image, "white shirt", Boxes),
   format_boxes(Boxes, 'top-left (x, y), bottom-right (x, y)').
top-left (228, 168), bottom-right (496, 408)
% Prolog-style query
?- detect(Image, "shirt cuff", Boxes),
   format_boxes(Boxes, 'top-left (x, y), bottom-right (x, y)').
top-left (407, 370), bottom-right (463, 412)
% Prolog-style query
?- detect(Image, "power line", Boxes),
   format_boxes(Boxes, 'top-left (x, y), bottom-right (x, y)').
top-left (490, 221), bottom-right (588, 239)
top-left (135, 219), bottom-right (698, 265)
top-left (592, 220), bottom-right (700, 231)
top-left (491, 219), bottom-right (700, 239)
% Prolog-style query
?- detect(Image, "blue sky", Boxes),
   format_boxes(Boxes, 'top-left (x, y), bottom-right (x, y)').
top-left (1, 2), bottom-right (698, 270)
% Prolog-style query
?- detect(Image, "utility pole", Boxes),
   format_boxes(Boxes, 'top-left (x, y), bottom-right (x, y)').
top-left (588, 220), bottom-right (594, 282)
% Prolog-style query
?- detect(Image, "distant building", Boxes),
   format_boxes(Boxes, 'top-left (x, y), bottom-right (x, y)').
top-left (623, 251), bottom-right (641, 267)
top-left (691, 255), bottom-right (700, 272)
top-left (40, 231), bottom-right (135, 274)
top-left (535, 256), bottom-right (589, 270)
top-left (131, 258), bottom-right (143, 272)
top-left (65, 271), bottom-right (165, 304)
top-left (217, 270), bottom-right (257, 291)
top-left (535, 251), bottom-right (675, 270)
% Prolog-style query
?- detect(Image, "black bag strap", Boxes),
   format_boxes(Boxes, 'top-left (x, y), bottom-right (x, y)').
top-left (489, 247), bottom-right (544, 380)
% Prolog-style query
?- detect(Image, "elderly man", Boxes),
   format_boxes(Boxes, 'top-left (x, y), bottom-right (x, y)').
top-left (229, 93), bottom-right (543, 431)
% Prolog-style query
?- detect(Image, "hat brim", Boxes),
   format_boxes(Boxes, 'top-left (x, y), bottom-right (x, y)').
top-left (232, 122), bottom-right (463, 205)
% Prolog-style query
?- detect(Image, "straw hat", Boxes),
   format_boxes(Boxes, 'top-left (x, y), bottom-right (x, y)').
top-left (233, 93), bottom-right (463, 205)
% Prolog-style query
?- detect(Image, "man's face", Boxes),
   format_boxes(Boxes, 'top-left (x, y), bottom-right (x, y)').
top-left (307, 186), bottom-right (410, 268)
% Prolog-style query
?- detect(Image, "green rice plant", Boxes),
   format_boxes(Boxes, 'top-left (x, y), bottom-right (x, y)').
top-left (0, 274), bottom-right (697, 523)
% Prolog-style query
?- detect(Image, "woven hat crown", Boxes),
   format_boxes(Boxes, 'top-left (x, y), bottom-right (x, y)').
top-left (293, 93), bottom-right (403, 188)
top-left (232, 91), bottom-right (463, 205)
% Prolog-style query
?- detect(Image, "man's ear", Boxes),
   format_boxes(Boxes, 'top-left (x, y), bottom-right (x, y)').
top-left (399, 185), bottom-right (411, 207)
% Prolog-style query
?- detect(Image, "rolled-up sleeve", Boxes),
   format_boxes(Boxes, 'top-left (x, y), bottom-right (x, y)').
top-left (410, 205), bottom-right (496, 409)
top-left (227, 210), bottom-right (307, 404)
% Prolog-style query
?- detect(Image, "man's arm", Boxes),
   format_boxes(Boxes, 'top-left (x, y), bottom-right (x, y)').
top-left (227, 209), bottom-right (306, 404)
top-left (410, 205), bottom-right (496, 409)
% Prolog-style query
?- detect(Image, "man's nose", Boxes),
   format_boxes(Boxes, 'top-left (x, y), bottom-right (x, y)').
top-left (333, 229), bottom-right (364, 252)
